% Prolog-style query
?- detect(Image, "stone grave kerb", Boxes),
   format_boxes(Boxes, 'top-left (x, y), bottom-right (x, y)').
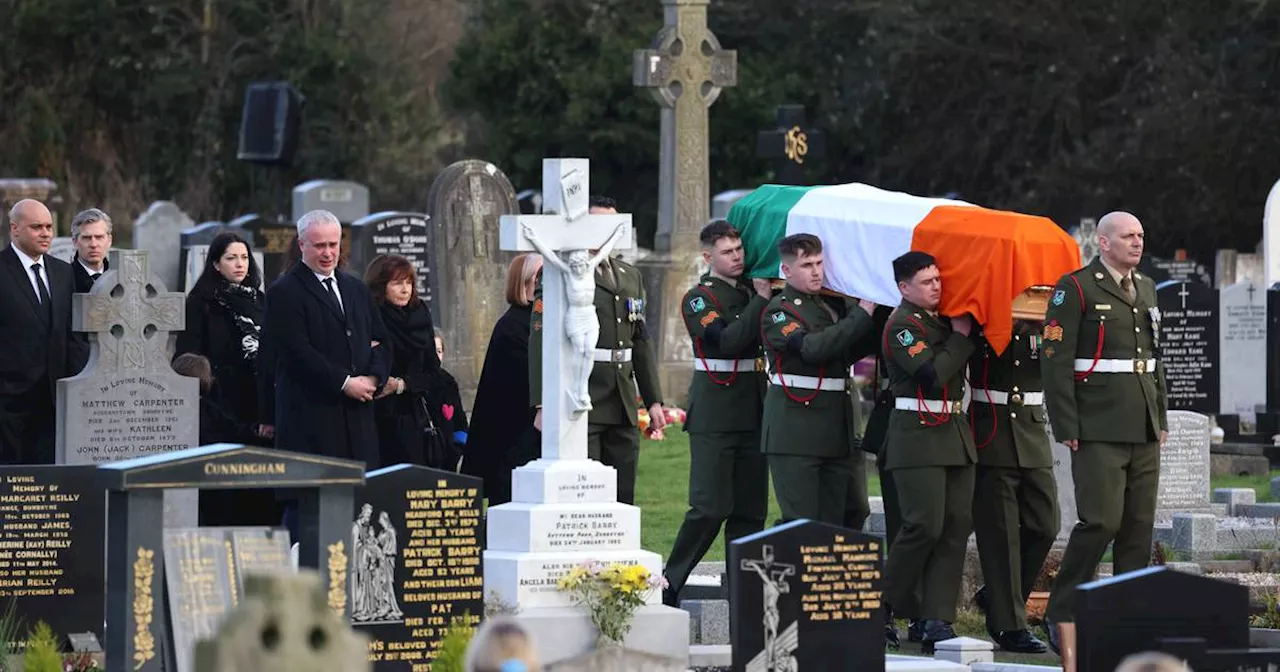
top-left (98, 443), bottom-right (365, 672)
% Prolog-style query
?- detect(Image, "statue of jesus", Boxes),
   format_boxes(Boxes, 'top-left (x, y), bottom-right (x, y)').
top-left (520, 221), bottom-right (628, 414)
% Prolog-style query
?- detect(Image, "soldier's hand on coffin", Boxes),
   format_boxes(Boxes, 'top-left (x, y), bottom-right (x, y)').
top-left (752, 278), bottom-right (773, 299)
top-left (952, 313), bottom-right (973, 336)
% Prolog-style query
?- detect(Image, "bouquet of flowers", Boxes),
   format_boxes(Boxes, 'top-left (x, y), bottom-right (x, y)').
top-left (556, 561), bottom-right (667, 646)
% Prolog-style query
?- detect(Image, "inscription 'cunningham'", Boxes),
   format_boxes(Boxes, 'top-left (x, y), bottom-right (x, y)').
top-left (203, 462), bottom-right (287, 476)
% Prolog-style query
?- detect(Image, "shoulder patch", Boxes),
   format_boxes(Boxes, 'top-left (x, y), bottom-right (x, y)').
top-left (1043, 320), bottom-right (1064, 341)
top-left (781, 322), bottom-right (799, 336)
top-left (1052, 289), bottom-right (1065, 306)
top-left (700, 311), bottom-right (720, 327)
top-left (907, 341), bottom-right (928, 358)
top-left (772, 311), bottom-right (787, 324)
top-left (896, 329), bottom-right (915, 346)
top-left (533, 299), bottom-right (543, 314)
top-left (689, 296), bottom-right (706, 313)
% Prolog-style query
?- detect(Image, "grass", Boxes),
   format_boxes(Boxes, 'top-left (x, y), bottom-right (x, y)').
top-left (636, 431), bottom-right (881, 561)
top-left (1211, 469), bottom-right (1280, 503)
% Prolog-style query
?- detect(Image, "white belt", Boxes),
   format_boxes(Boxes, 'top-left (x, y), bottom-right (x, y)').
top-left (894, 398), bottom-right (965, 414)
top-left (695, 358), bottom-right (760, 373)
top-left (1073, 358), bottom-right (1156, 374)
top-left (769, 373), bottom-right (847, 392)
top-left (593, 348), bottom-right (632, 363)
top-left (969, 389), bottom-right (1044, 406)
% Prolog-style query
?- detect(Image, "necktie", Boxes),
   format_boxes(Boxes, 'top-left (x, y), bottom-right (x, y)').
top-left (31, 264), bottom-right (51, 322)
top-left (1120, 276), bottom-right (1135, 301)
top-left (91, 272), bottom-right (101, 282)
top-left (323, 277), bottom-right (345, 316)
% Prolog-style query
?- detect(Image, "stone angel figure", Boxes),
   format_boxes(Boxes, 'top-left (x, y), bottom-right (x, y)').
top-left (520, 221), bottom-right (628, 415)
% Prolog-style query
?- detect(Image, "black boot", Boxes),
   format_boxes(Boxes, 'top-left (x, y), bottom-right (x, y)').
top-left (994, 629), bottom-right (1049, 654)
top-left (921, 620), bottom-right (957, 654)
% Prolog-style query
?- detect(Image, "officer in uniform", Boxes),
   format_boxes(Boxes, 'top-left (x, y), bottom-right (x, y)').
top-left (529, 196), bottom-right (665, 505)
top-left (662, 220), bottom-right (772, 607)
top-left (968, 320), bottom-right (1059, 654)
top-left (1040, 211), bottom-right (1167, 657)
top-left (881, 251), bottom-right (977, 651)
top-left (760, 233), bottom-right (875, 525)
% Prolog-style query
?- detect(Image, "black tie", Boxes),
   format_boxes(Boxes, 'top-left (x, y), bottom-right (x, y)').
top-left (31, 264), bottom-right (51, 323)
top-left (91, 272), bottom-right (101, 282)
top-left (323, 277), bottom-right (344, 316)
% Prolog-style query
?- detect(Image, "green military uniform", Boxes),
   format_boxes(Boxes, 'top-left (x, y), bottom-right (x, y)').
top-left (662, 274), bottom-right (770, 602)
top-left (968, 321), bottom-right (1060, 634)
top-left (761, 286), bottom-right (875, 525)
top-left (1041, 258), bottom-right (1167, 625)
top-left (529, 257), bottom-right (663, 505)
top-left (848, 306), bottom-right (895, 534)
top-left (881, 301), bottom-right (977, 624)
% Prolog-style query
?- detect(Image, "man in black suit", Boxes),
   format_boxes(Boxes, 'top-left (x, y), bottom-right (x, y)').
top-left (263, 209), bottom-right (389, 467)
top-left (0, 199), bottom-right (86, 464)
top-left (69, 208), bottom-right (113, 294)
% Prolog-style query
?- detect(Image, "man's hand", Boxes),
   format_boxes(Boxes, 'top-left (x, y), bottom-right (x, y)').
top-left (375, 377), bottom-right (400, 399)
top-left (533, 407), bottom-right (543, 432)
top-left (1064, 439), bottom-right (1079, 452)
top-left (952, 314), bottom-right (973, 336)
top-left (1160, 430), bottom-right (1168, 447)
top-left (343, 375), bottom-right (378, 402)
top-left (752, 278), bottom-right (773, 299)
top-left (648, 403), bottom-right (668, 432)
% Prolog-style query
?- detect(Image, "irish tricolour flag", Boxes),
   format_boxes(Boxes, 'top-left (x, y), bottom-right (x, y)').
top-left (726, 182), bottom-right (1081, 354)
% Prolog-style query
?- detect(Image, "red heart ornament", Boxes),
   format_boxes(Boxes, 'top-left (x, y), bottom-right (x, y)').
top-left (442, 404), bottom-right (455, 421)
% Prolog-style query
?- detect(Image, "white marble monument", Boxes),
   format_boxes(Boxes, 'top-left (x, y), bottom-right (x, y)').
top-left (485, 159), bottom-right (688, 664)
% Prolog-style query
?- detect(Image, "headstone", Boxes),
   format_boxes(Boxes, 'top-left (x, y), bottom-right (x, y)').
top-left (756, 104), bottom-right (826, 186)
top-left (165, 528), bottom-right (238, 672)
top-left (134, 201), bottom-right (195, 292)
top-left (349, 212), bottom-right (432, 302)
top-left (1148, 250), bottom-right (1211, 286)
top-left (1237, 252), bottom-right (1266, 287)
top-left (1156, 410), bottom-right (1215, 521)
top-left (55, 249), bottom-right (199, 529)
top-left (1219, 281), bottom-right (1267, 416)
top-left (1156, 280), bottom-right (1220, 414)
top-left (728, 520), bottom-right (886, 672)
top-left (229, 213), bottom-right (295, 285)
top-left (180, 221), bottom-right (258, 292)
top-left (0, 465), bottom-right (105, 647)
top-left (1265, 177), bottom-right (1280, 290)
top-left (1048, 423), bottom-right (1078, 541)
top-left (1075, 567), bottom-right (1248, 672)
top-left (292, 180), bottom-right (370, 225)
top-left (48, 236), bottom-right (76, 264)
top-left (350, 465), bottom-right (483, 670)
top-left (712, 189), bottom-right (755, 220)
top-left (228, 527), bottom-right (293, 591)
top-left (102, 443), bottom-right (365, 672)
top-left (1072, 218), bottom-right (1099, 266)
top-left (490, 159), bottom-right (687, 665)
top-left (426, 160), bottom-right (519, 409)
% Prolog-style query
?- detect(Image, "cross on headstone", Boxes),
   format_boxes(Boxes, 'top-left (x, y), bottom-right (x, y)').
top-left (1178, 282), bottom-right (1192, 310)
top-left (459, 177), bottom-right (500, 258)
top-left (756, 104), bottom-right (827, 186)
top-left (77, 249), bottom-right (185, 372)
top-left (499, 159), bottom-right (634, 460)
top-left (633, 0), bottom-right (737, 252)
top-left (740, 545), bottom-right (795, 672)
top-left (1248, 283), bottom-right (1257, 304)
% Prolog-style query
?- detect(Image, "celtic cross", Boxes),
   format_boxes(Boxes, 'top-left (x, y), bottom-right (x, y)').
top-left (74, 249), bottom-right (185, 373)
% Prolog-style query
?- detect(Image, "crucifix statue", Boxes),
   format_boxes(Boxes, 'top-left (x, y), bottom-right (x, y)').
top-left (741, 545), bottom-right (795, 671)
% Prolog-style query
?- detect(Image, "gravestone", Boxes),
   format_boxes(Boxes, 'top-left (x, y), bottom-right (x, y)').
top-left (0, 465), bottom-right (106, 647)
top-left (292, 180), bottom-right (370, 225)
top-left (1265, 178), bottom-right (1280, 290)
top-left (1075, 567), bottom-right (1248, 672)
top-left (1047, 423), bottom-right (1078, 542)
top-left (1147, 250), bottom-right (1211, 287)
top-left (426, 160), bottom-right (519, 408)
top-left (229, 213), bottom-right (295, 285)
top-left (165, 528), bottom-right (238, 672)
top-left (350, 465), bottom-right (483, 670)
top-left (227, 527), bottom-right (292, 592)
top-left (55, 248), bottom-right (199, 528)
top-left (1213, 249), bottom-right (1263, 288)
top-left (1156, 410), bottom-right (1216, 522)
top-left (1219, 281), bottom-right (1267, 416)
top-left (756, 104), bottom-right (826, 186)
top-left (102, 443), bottom-right (365, 672)
top-left (712, 189), bottom-right (755, 220)
top-left (1072, 218), bottom-right (1099, 266)
top-left (48, 236), bottom-right (76, 264)
top-left (728, 520), bottom-right (885, 672)
top-left (134, 201), bottom-right (195, 291)
top-left (1156, 280), bottom-right (1220, 414)
top-left (349, 212), bottom-right (432, 301)
top-left (180, 221), bottom-right (259, 291)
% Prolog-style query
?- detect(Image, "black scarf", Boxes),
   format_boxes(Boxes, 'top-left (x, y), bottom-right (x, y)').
top-left (380, 300), bottom-right (438, 371)
top-left (213, 280), bottom-right (264, 371)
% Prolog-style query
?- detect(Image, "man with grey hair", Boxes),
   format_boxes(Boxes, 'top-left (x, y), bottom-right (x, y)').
top-left (0, 199), bottom-right (85, 462)
top-left (69, 208), bottom-right (113, 294)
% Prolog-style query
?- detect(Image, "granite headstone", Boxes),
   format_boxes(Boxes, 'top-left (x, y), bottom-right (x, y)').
top-left (1219, 281), bottom-right (1268, 416)
top-left (1156, 410), bottom-right (1215, 521)
top-left (728, 520), bottom-right (885, 672)
top-left (1157, 280), bottom-right (1220, 414)
top-left (349, 212), bottom-right (432, 302)
top-left (134, 201), bottom-right (195, 292)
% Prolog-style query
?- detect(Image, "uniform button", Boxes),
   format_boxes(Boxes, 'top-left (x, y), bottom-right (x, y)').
top-left (346, 329), bottom-right (352, 336)
top-left (615, 295), bottom-right (621, 301)
top-left (1134, 327), bottom-right (1140, 333)
top-left (1132, 308), bottom-right (1138, 314)
top-left (618, 341), bottom-right (624, 346)
top-left (1083, 378), bottom-right (1089, 383)
top-left (1015, 335), bottom-right (1021, 341)
top-left (804, 401), bottom-right (810, 407)
top-left (617, 364), bottom-right (622, 370)
top-left (1014, 360), bottom-right (1021, 367)
top-left (617, 318), bottom-right (622, 323)
top-left (1011, 412), bottom-right (1017, 419)
top-left (1013, 386), bottom-right (1020, 392)
top-left (1137, 347), bottom-right (1143, 353)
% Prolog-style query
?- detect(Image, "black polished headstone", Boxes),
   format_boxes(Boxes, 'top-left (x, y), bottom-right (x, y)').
top-left (728, 520), bottom-right (884, 672)
top-left (1075, 566), bottom-right (1248, 672)
top-left (0, 465), bottom-right (105, 647)
top-left (1145, 253), bottom-right (1211, 287)
top-left (1157, 280), bottom-right (1220, 414)
top-left (349, 212), bottom-right (433, 302)
top-left (351, 465), bottom-right (484, 670)
top-left (228, 213), bottom-right (295, 284)
top-left (756, 105), bottom-right (827, 186)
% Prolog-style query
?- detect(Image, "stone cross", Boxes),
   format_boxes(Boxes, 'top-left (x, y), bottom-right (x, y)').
top-left (499, 159), bottom-right (633, 460)
top-left (76, 249), bottom-right (185, 373)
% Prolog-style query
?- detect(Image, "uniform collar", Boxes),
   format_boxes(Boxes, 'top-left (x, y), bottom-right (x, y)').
top-left (1097, 256), bottom-right (1135, 286)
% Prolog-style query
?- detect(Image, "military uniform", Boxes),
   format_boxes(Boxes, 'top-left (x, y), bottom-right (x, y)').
top-left (1041, 258), bottom-right (1166, 625)
top-left (662, 274), bottom-right (770, 602)
top-left (529, 257), bottom-right (663, 505)
top-left (849, 305), bottom-right (895, 534)
top-left (968, 321), bottom-right (1060, 636)
top-left (881, 301), bottom-right (977, 626)
top-left (761, 286), bottom-right (875, 525)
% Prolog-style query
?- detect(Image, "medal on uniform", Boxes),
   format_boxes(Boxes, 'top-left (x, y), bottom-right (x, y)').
top-left (1029, 334), bottom-right (1041, 360)
top-left (627, 297), bottom-right (645, 322)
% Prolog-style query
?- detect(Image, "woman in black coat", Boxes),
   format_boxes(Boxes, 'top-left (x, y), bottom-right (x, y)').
top-left (463, 253), bottom-right (543, 504)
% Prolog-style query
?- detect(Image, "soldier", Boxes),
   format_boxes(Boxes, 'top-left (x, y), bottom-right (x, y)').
top-left (967, 319), bottom-right (1059, 654)
top-left (529, 196), bottom-right (666, 505)
top-left (760, 233), bottom-right (876, 525)
top-left (662, 220), bottom-right (772, 607)
top-left (881, 251), bottom-right (977, 652)
top-left (1040, 211), bottom-right (1167, 656)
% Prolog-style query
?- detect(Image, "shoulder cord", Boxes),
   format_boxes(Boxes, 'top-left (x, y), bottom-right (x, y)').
top-left (1067, 275), bottom-right (1105, 381)
top-left (881, 311), bottom-right (953, 428)
top-left (764, 302), bottom-right (825, 404)
top-left (692, 286), bottom-right (740, 386)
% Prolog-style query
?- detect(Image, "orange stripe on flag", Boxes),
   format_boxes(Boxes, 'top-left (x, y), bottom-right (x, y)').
top-left (909, 206), bottom-right (1081, 355)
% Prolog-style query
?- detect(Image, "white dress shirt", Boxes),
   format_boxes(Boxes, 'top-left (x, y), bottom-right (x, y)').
top-left (11, 243), bottom-right (49, 304)
top-left (314, 270), bottom-right (344, 312)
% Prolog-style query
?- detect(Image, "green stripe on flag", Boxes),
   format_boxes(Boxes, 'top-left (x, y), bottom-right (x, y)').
top-left (725, 185), bottom-right (820, 279)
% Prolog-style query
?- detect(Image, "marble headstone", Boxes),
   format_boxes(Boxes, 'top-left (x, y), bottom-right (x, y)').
top-left (134, 201), bottom-right (194, 292)
top-left (55, 249), bottom-right (199, 528)
top-left (1219, 281), bottom-right (1268, 416)
top-left (1156, 410), bottom-right (1215, 522)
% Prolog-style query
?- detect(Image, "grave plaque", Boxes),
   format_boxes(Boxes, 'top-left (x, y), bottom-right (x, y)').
top-left (1157, 280), bottom-right (1220, 414)
top-left (729, 520), bottom-right (885, 672)
top-left (1156, 411), bottom-right (1213, 519)
top-left (229, 213), bottom-right (294, 285)
top-left (0, 465), bottom-right (105, 645)
top-left (350, 212), bottom-right (432, 302)
top-left (351, 465), bottom-right (483, 670)
top-left (1219, 281), bottom-right (1268, 416)
top-left (164, 528), bottom-right (237, 672)
top-left (1076, 567), bottom-right (1247, 672)
top-left (134, 201), bottom-right (194, 292)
